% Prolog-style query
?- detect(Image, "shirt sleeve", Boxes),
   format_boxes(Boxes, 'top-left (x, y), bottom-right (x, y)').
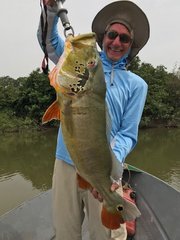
top-left (37, 6), bottom-right (64, 65)
top-left (111, 79), bottom-right (148, 163)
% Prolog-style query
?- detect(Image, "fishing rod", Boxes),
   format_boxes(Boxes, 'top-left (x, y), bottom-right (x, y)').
top-left (40, 0), bottom-right (74, 73)
top-left (55, 0), bottom-right (75, 37)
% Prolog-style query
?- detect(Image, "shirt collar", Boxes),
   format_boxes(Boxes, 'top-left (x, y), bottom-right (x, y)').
top-left (100, 50), bottom-right (130, 71)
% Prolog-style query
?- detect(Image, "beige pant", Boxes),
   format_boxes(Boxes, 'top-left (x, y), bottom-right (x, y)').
top-left (52, 160), bottom-right (127, 240)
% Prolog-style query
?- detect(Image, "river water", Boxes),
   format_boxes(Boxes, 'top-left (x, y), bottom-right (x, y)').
top-left (0, 128), bottom-right (179, 216)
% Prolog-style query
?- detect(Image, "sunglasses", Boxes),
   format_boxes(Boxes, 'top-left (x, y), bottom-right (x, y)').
top-left (106, 31), bottom-right (132, 44)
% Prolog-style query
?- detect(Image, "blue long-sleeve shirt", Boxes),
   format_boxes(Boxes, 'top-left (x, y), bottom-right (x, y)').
top-left (37, 6), bottom-right (148, 165)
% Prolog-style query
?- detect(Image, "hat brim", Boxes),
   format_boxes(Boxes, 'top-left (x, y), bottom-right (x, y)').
top-left (92, 1), bottom-right (150, 63)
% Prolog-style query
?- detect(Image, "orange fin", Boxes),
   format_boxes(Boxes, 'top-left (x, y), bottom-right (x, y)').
top-left (77, 174), bottom-right (92, 189)
top-left (101, 206), bottom-right (125, 230)
top-left (49, 66), bottom-right (67, 94)
top-left (42, 100), bottom-right (60, 124)
top-left (48, 66), bottom-right (60, 91)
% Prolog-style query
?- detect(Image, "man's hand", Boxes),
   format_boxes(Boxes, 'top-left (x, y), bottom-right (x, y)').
top-left (90, 182), bottom-right (120, 202)
top-left (90, 187), bottom-right (103, 202)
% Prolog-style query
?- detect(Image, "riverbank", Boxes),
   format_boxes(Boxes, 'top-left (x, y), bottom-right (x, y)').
top-left (140, 118), bottom-right (179, 129)
top-left (0, 108), bottom-right (179, 134)
top-left (0, 113), bottom-right (58, 134)
top-left (0, 119), bottom-right (179, 135)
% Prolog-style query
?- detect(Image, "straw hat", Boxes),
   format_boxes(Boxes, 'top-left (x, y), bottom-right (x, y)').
top-left (92, 0), bottom-right (150, 63)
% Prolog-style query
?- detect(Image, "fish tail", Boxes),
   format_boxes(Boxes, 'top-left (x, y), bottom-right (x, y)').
top-left (101, 206), bottom-right (124, 230)
top-left (101, 192), bottom-right (141, 230)
top-left (119, 196), bottom-right (141, 222)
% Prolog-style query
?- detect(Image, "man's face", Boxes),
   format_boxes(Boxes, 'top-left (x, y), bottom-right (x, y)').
top-left (103, 23), bottom-right (132, 62)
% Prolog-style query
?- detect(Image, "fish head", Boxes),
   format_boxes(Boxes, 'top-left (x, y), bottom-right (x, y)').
top-left (43, 32), bottom-right (104, 123)
top-left (55, 33), bottom-right (102, 96)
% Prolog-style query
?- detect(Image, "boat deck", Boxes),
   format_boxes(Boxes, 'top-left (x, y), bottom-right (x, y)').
top-left (0, 170), bottom-right (180, 240)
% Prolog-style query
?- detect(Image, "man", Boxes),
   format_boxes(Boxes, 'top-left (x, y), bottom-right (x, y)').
top-left (37, 1), bottom-right (150, 239)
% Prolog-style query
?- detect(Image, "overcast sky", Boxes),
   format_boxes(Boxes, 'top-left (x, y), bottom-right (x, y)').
top-left (0, 0), bottom-right (180, 78)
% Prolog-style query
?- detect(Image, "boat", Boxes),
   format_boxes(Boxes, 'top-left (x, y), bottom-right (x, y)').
top-left (0, 166), bottom-right (180, 240)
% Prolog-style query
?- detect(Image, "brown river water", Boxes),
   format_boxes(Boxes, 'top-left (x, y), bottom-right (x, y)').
top-left (0, 128), bottom-right (179, 216)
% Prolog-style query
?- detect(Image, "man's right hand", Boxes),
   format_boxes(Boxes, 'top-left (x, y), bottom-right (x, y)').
top-left (90, 182), bottom-right (120, 203)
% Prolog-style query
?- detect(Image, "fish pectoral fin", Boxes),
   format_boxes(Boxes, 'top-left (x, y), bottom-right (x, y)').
top-left (49, 66), bottom-right (60, 90)
top-left (101, 206), bottom-right (124, 230)
top-left (77, 174), bottom-right (92, 189)
top-left (42, 100), bottom-right (60, 124)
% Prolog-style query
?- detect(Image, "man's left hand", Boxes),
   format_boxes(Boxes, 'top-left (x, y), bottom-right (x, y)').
top-left (90, 182), bottom-right (120, 202)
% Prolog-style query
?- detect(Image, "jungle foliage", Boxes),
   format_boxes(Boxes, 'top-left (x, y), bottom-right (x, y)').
top-left (0, 69), bottom-right (56, 132)
top-left (0, 58), bottom-right (180, 132)
top-left (128, 57), bottom-right (180, 127)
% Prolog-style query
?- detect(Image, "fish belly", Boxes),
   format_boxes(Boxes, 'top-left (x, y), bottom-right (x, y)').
top-left (61, 93), bottom-right (112, 192)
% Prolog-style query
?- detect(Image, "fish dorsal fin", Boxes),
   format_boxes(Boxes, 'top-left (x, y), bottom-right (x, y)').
top-left (42, 100), bottom-right (60, 124)
top-left (110, 151), bottom-right (124, 181)
top-left (106, 105), bottom-right (123, 180)
top-left (106, 105), bottom-right (112, 143)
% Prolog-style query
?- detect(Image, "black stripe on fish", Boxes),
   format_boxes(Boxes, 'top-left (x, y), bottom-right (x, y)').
top-left (70, 67), bottom-right (89, 93)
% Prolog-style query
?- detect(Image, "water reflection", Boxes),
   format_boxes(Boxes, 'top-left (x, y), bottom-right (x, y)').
top-left (0, 129), bottom-right (57, 191)
top-left (0, 127), bottom-right (179, 215)
top-left (0, 173), bottom-right (40, 215)
top-left (0, 129), bottom-right (57, 215)
top-left (127, 128), bottom-right (180, 191)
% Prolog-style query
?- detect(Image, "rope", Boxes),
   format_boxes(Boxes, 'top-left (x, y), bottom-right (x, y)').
top-left (40, 0), bottom-right (49, 74)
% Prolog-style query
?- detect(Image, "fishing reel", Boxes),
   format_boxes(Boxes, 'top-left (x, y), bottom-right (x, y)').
top-left (55, 0), bottom-right (74, 37)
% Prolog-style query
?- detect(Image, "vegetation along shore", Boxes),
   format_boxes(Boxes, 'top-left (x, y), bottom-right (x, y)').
top-left (0, 57), bottom-right (179, 134)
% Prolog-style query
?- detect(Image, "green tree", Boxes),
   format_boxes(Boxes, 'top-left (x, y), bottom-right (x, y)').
top-left (165, 72), bottom-right (180, 125)
top-left (1, 59), bottom-right (179, 131)
top-left (14, 69), bottom-right (56, 124)
top-left (128, 56), bottom-right (141, 72)
top-left (0, 76), bottom-right (20, 111)
top-left (130, 60), bottom-right (180, 127)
